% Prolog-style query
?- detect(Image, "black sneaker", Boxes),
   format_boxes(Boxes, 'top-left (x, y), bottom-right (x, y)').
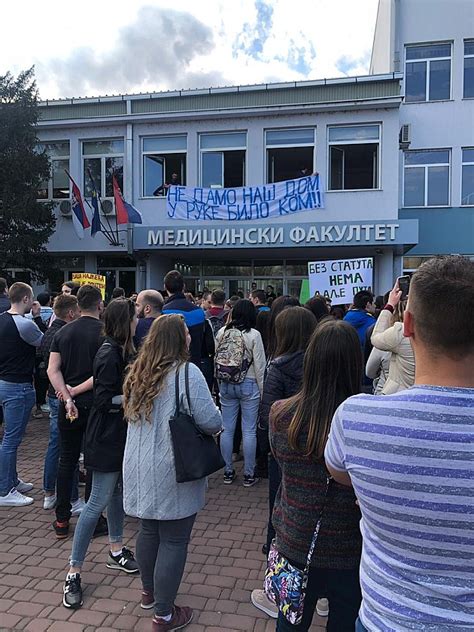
top-left (106, 547), bottom-right (139, 574)
top-left (243, 474), bottom-right (259, 487)
top-left (92, 515), bottom-right (108, 539)
top-left (63, 573), bottom-right (83, 609)
top-left (223, 470), bottom-right (236, 484)
top-left (53, 520), bottom-right (70, 539)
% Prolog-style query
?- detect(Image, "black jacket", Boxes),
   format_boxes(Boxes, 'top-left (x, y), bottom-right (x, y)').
top-left (258, 350), bottom-right (304, 454)
top-left (85, 337), bottom-right (127, 472)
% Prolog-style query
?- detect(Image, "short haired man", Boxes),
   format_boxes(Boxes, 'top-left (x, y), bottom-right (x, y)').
top-left (48, 285), bottom-right (105, 537)
top-left (111, 287), bottom-right (125, 299)
top-left (41, 294), bottom-right (81, 511)
top-left (201, 291), bottom-right (212, 312)
top-left (250, 289), bottom-right (270, 313)
top-left (343, 290), bottom-right (375, 347)
top-left (205, 289), bottom-right (227, 336)
top-left (325, 256), bottom-right (474, 632)
top-left (134, 289), bottom-right (164, 348)
top-left (162, 270), bottom-right (205, 366)
top-left (0, 282), bottom-right (43, 506)
top-left (0, 277), bottom-right (10, 313)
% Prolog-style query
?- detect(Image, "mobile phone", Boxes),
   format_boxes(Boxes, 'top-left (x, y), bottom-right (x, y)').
top-left (398, 275), bottom-right (410, 301)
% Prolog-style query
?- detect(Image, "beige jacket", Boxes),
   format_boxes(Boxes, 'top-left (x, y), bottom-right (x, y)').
top-left (371, 309), bottom-right (415, 394)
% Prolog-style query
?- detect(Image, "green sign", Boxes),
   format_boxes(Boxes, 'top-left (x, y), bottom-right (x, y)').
top-left (299, 278), bottom-right (310, 304)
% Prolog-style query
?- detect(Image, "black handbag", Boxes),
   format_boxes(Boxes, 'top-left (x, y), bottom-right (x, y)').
top-left (169, 363), bottom-right (225, 483)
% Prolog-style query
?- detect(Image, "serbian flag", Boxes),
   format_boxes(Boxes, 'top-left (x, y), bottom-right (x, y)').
top-left (113, 175), bottom-right (143, 225)
top-left (67, 172), bottom-right (90, 239)
top-left (88, 171), bottom-right (101, 237)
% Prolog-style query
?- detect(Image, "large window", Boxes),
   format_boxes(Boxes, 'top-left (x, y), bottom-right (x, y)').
top-left (142, 135), bottom-right (186, 197)
top-left (328, 125), bottom-right (380, 190)
top-left (462, 148), bottom-right (474, 206)
top-left (464, 40), bottom-right (474, 98)
top-left (404, 149), bottom-right (450, 207)
top-left (200, 132), bottom-right (246, 188)
top-left (37, 141), bottom-right (70, 200)
top-left (405, 43), bottom-right (451, 102)
top-left (265, 128), bottom-right (315, 183)
top-left (82, 139), bottom-right (124, 198)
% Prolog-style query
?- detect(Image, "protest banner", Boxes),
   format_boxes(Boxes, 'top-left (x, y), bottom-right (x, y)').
top-left (308, 258), bottom-right (373, 305)
top-left (72, 272), bottom-right (106, 299)
top-left (166, 175), bottom-right (323, 222)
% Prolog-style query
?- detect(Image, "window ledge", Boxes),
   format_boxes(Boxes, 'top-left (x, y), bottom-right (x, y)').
top-left (403, 99), bottom-right (454, 104)
top-left (462, 97), bottom-right (474, 101)
top-left (140, 196), bottom-right (166, 200)
top-left (402, 205), bottom-right (452, 209)
top-left (326, 188), bottom-right (382, 193)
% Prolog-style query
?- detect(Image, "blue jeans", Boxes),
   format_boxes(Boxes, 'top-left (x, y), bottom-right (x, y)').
top-left (355, 618), bottom-right (368, 631)
top-left (219, 378), bottom-right (260, 476)
top-left (70, 470), bottom-right (124, 567)
top-left (0, 380), bottom-right (36, 496)
top-left (42, 396), bottom-right (78, 501)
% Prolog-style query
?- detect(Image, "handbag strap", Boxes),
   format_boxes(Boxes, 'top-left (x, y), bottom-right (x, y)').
top-left (174, 367), bottom-right (180, 415)
top-left (303, 476), bottom-right (332, 574)
top-left (184, 362), bottom-right (192, 414)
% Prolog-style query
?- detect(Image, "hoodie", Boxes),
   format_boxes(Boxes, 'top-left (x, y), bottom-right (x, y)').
top-left (343, 309), bottom-right (376, 347)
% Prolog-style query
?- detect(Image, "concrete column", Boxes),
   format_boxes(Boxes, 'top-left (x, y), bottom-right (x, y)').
top-left (375, 250), bottom-right (394, 295)
top-left (84, 254), bottom-right (97, 273)
top-left (393, 255), bottom-right (403, 280)
top-left (147, 254), bottom-right (173, 290)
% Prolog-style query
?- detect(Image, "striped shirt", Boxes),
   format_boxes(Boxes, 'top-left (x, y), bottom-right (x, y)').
top-left (325, 386), bottom-right (474, 631)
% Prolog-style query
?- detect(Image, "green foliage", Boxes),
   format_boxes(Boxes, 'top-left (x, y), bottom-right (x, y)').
top-left (0, 67), bottom-right (56, 281)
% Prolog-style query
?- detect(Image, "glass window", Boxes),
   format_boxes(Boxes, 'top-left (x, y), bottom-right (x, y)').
top-left (36, 141), bottom-right (70, 200)
top-left (405, 42), bottom-right (451, 102)
top-left (404, 150), bottom-right (450, 207)
top-left (265, 128), bottom-right (315, 184)
top-left (328, 125), bottom-right (380, 190)
top-left (200, 133), bottom-right (246, 150)
top-left (142, 135), bottom-right (187, 197)
top-left (464, 40), bottom-right (474, 98)
top-left (143, 136), bottom-right (186, 152)
top-left (200, 133), bottom-right (246, 188)
top-left (462, 148), bottom-right (474, 205)
top-left (82, 139), bottom-right (124, 198)
top-left (266, 128), bottom-right (314, 146)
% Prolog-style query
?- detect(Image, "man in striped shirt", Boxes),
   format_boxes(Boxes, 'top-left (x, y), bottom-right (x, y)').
top-left (325, 255), bottom-right (474, 631)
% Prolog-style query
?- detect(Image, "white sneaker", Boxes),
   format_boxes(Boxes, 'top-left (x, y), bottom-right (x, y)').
top-left (43, 494), bottom-right (57, 510)
top-left (40, 403), bottom-right (50, 414)
top-left (316, 597), bottom-right (329, 617)
top-left (16, 479), bottom-right (34, 493)
top-left (251, 589), bottom-right (278, 619)
top-left (71, 498), bottom-right (85, 515)
top-left (0, 489), bottom-right (34, 506)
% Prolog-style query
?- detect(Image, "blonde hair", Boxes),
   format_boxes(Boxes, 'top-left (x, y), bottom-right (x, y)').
top-left (392, 299), bottom-right (408, 325)
top-left (123, 314), bottom-right (188, 423)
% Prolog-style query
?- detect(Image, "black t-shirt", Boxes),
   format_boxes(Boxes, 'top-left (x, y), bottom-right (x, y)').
top-left (0, 312), bottom-right (43, 383)
top-left (50, 316), bottom-right (103, 407)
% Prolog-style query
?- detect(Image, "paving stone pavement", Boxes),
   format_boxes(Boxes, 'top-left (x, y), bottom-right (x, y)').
top-left (0, 414), bottom-right (326, 631)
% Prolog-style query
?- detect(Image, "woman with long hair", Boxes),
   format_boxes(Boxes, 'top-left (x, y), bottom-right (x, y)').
top-left (269, 319), bottom-right (363, 631)
top-left (216, 299), bottom-right (266, 487)
top-left (266, 295), bottom-right (300, 361)
top-left (123, 314), bottom-right (222, 631)
top-left (62, 298), bottom-right (138, 610)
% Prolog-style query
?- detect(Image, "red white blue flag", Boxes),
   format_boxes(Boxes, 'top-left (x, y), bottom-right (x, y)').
top-left (113, 175), bottom-right (142, 225)
top-left (66, 172), bottom-right (90, 239)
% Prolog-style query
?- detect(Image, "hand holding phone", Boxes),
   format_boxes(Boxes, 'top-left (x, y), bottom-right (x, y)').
top-left (398, 275), bottom-right (410, 301)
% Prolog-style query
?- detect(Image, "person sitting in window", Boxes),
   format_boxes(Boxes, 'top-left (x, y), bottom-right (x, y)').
top-left (153, 173), bottom-right (180, 197)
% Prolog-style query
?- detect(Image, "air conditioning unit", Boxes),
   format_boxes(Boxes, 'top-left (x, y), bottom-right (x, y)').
top-left (101, 199), bottom-right (115, 215)
top-left (59, 200), bottom-right (72, 216)
top-left (399, 124), bottom-right (411, 150)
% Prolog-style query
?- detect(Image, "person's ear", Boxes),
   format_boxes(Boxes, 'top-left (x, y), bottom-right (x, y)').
top-left (404, 308), bottom-right (415, 339)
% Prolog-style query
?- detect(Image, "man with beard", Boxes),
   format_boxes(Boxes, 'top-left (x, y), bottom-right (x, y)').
top-left (133, 290), bottom-right (164, 348)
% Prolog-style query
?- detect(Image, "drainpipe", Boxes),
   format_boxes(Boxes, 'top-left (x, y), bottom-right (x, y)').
top-left (393, 0), bottom-right (401, 72)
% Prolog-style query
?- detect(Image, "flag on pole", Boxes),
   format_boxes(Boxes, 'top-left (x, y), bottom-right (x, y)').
top-left (88, 171), bottom-right (101, 237)
top-left (113, 175), bottom-right (143, 225)
top-left (66, 172), bottom-right (90, 239)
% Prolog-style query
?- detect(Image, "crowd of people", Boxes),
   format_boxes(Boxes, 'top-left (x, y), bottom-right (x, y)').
top-left (0, 254), bottom-right (472, 632)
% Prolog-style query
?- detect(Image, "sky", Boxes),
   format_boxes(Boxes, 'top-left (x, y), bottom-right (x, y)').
top-left (1, 0), bottom-right (379, 100)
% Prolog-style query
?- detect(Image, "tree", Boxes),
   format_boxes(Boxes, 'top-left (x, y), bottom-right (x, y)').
top-left (0, 67), bottom-right (56, 281)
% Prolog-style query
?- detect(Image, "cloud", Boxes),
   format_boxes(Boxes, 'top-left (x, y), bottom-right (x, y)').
top-left (280, 38), bottom-right (316, 76)
top-left (38, 5), bottom-right (226, 97)
top-left (336, 51), bottom-right (371, 76)
top-left (233, 0), bottom-right (274, 60)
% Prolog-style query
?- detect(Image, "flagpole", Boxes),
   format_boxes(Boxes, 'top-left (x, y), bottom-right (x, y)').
top-left (83, 197), bottom-right (118, 247)
top-left (87, 168), bottom-right (119, 246)
top-left (113, 170), bottom-right (121, 246)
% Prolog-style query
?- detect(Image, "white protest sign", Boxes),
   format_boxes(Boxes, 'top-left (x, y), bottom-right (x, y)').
top-left (308, 258), bottom-right (373, 305)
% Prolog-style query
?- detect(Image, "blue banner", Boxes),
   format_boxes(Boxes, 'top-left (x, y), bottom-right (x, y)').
top-left (166, 175), bottom-right (324, 221)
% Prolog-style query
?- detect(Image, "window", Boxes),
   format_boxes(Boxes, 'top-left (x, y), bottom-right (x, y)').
top-left (405, 43), bottom-right (451, 102)
top-left (82, 139), bottom-right (124, 198)
top-left (265, 128), bottom-right (315, 183)
top-left (37, 142), bottom-right (70, 200)
top-left (464, 40), bottom-right (474, 98)
top-left (462, 148), bottom-right (474, 205)
top-left (404, 150), bottom-right (450, 207)
top-left (200, 132), bottom-right (246, 188)
top-left (328, 125), bottom-right (380, 190)
top-left (142, 135), bottom-right (186, 197)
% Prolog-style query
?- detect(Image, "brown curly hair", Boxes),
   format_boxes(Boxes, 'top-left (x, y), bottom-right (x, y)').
top-left (123, 314), bottom-right (188, 423)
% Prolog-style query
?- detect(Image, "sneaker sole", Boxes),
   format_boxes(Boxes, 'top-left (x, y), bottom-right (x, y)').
top-left (141, 601), bottom-right (155, 610)
top-left (243, 481), bottom-right (258, 487)
top-left (250, 593), bottom-right (278, 619)
top-left (55, 532), bottom-right (69, 540)
top-left (159, 611), bottom-right (193, 631)
top-left (62, 594), bottom-right (83, 609)
top-left (0, 500), bottom-right (34, 507)
top-left (316, 607), bottom-right (329, 617)
top-left (106, 562), bottom-right (140, 574)
top-left (223, 479), bottom-right (234, 485)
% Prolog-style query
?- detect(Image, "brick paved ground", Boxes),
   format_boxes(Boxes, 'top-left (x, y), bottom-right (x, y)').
top-left (0, 414), bottom-right (326, 632)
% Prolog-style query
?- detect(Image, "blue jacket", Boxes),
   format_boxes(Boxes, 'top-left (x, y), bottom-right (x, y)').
top-left (163, 293), bottom-right (205, 365)
top-left (343, 309), bottom-right (376, 347)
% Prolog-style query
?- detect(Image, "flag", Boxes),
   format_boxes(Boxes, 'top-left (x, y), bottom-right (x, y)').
top-left (88, 170), bottom-right (101, 237)
top-left (113, 175), bottom-right (143, 225)
top-left (67, 173), bottom-right (90, 239)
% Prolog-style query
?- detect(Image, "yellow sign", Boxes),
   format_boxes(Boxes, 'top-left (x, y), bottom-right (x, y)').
top-left (72, 273), bottom-right (106, 299)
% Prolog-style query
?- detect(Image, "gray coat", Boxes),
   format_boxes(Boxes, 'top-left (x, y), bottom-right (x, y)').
top-left (123, 362), bottom-right (222, 521)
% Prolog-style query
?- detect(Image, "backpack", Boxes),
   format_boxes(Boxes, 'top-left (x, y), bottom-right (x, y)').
top-left (214, 328), bottom-right (252, 384)
top-left (208, 311), bottom-right (227, 337)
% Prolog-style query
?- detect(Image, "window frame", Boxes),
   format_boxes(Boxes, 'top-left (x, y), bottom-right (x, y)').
top-left (264, 127), bottom-right (316, 184)
top-left (37, 141), bottom-right (70, 201)
top-left (464, 39), bottom-right (474, 99)
top-left (81, 138), bottom-right (124, 199)
top-left (403, 148), bottom-right (451, 208)
top-left (141, 134), bottom-right (187, 198)
top-left (327, 123), bottom-right (381, 192)
top-left (461, 147), bottom-right (474, 207)
top-left (404, 42), bottom-right (452, 103)
top-left (199, 131), bottom-right (247, 188)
